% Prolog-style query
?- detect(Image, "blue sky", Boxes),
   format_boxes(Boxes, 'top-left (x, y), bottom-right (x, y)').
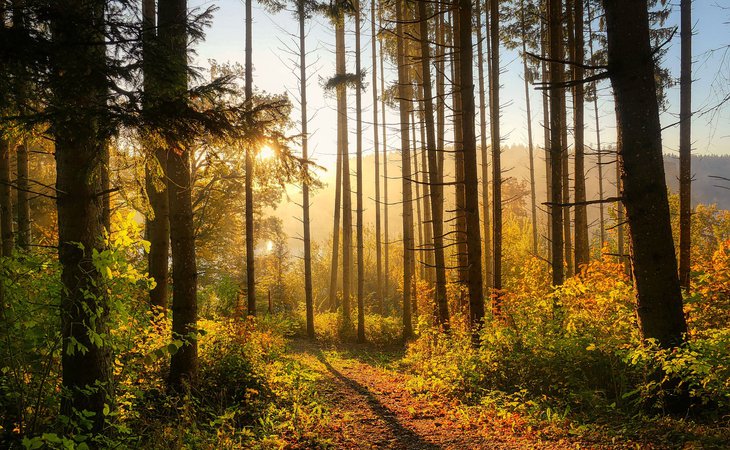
top-left (191, 0), bottom-right (730, 171)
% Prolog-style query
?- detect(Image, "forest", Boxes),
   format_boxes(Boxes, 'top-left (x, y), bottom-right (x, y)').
top-left (0, 0), bottom-right (729, 448)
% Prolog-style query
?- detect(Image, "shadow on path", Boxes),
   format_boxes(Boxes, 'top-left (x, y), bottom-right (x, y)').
top-left (306, 345), bottom-right (441, 450)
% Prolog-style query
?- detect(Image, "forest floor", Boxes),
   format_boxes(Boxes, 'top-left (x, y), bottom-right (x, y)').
top-left (287, 339), bottom-right (638, 449)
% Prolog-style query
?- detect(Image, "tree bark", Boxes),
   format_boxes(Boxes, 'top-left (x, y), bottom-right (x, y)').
top-left (548, 0), bottom-right (565, 285)
top-left (50, 0), bottom-right (111, 430)
top-left (355, 1), bottom-right (365, 343)
top-left (16, 141), bottom-right (30, 250)
top-left (603, 0), bottom-right (687, 348)
top-left (160, 0), bottom-right (198, 389)
top-left (572, 0), bottom-right (589, 269)
top-left (520, 0), bottom-right (538, 257)
top-left (379, 8), bottom-right (389, 308)
top-left (678, 0), bottom-right (692, 289)
top-left (0, 139), bottom-right (13, 256)
top-left (371, 0), bottom-right (383, 315)
top-left (476, 0), bottom-right (492, 292)
top-left (461, 0), bottom-right (485, 328)
top-left (395, 0), bottom-right (414, 340)
top-left (245, 0), bottom-right (256, 316)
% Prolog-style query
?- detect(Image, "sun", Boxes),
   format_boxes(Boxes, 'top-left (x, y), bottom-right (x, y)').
top-left (258, 144), bottom-right (276, 161)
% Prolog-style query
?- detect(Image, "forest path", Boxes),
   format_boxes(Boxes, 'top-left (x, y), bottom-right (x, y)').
top-left (287, 339), bottom-right (570, 450)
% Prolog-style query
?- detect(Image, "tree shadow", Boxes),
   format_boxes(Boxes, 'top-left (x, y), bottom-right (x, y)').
top-left (309, 347), bottom-right (441, 450)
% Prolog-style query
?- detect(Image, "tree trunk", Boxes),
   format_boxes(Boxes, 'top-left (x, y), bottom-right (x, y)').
top-left (451, 5), bottom-right (467, 294)
top-left (371, 0), bottom-right (383, 315)
top-left (678, 0), bottom-right (692, 289)
top-left (0, 139), bottom-right (13, 256)
top-left (520, 0), bottom-right (538, 257)
top-left (461, 0), bottom-right (485, 328)
top-left (548, 0), bottom-right (565, 285)
top-left (299, 0), bottom-right (314, 339)
top-left (417, 0), bottom-right (449, 328)
top-left (379, 8), bottom-right (389, 308)
top-left (541, 20), bottom-right (552, 264)
top-left (16, 141), bottom-right (30, 250)
top-left (395, 0), bottom-right (414, 340)
top-left (563, 3), bottom-right (573, 277)
top-left (244, 0), bottom-right (256, 316)
top-left (143, 0), bottom-right (170, 311)
top-left (603, 0), bottom-right (687, 349)
top-left (328, 136), bottom-right (342, 312)
top-left (50, 0), bottom-right (111, 430)
top-left (476, 0), bottom-right (492, 292)
top-left (160, 0), bottom-right (198, 389)
top-left (488, 0), bottom-right (501, 300)
top-left (572, 0), bottom-right (589, 269)
top-left (337, 16), bottom-right (353, 331)
top-left (355, 2), bottom-right (365, 343)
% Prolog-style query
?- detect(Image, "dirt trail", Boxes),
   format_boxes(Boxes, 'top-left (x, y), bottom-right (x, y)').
top-left (288, 340), bottom-right (569, 450)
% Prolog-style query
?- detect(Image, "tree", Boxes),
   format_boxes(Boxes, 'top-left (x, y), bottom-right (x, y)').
top-left (0, 137), bottom-right (12, 256)
top-left (572, 0), bottom-right (589, 268)
top-left (678, 0), bottom-right (692, 289)
top-left (354, 0), bottom-right (365, 342)
top-left (245, 0), bottom-right (256, 317)
top-left (394, 0), bottom-right (413, 340)
top-left (49, 0), bottom-right (112, 430)
top-left (460, 0), bottom-right (485, 328)
top-left (488, 0), bottom-right (501, 300)
top-left (143, 0), bottom-right (170, 310)
top-left (160, 0), bottom-right (199, 389)
top-left (371, 0), bottom-right (383, 315)
top-left (547, 0), bottom-right (565, 285)
top-left (603, 0), bottom-right (687, 349)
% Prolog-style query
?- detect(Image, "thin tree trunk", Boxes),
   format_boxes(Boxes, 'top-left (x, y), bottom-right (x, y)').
top-left (461, 0), bottom-right (485, 328)
top-left (488, 0), bottom-right (501, 300)
top-left (678, 0), bottom-right (692, 289)
top-left (520, 0), bottom-right (538, 257)
top-left (299, 0), bottom-right (314, 339)
top-left (417, 0), bottom-right (449, 328)
top-left (587, 1), bottom-right (606, 248)
top-left (548, 0), bottom-right (565, 285)
top-left (328, 137), bottom-right (342, 312)
top-left (563, 1), bottom-right (573, 277)
top-left (435, 0), bottom-right (446, 182)
top-left (418, 94), bottom-right (434, 286)
top-left (0, 139), bottom-right (13, 256)
top-left (161, 0), bottom-right (198, 389)
top-left (355, 2), bottom-right (365, 342)
top-left (395, 0), bottom-right (414, 340)
top-left (541, 20), bottom-right (552, 264)
top-left (245, 0), bottom-right (256, 316)
top-left (379, 8), bottom-right (389, 308)
top-left (16, 141), bottom-right (30, 250)
top-left (51, 0), bottom-right (111, 430)
top-left (371, 0), bottom-right (383, 314)
top-left (476, 0), bottom-right (492, 291)
top-left (143, 0), bottom-right (170, 311)
top-left (337, 16), bottom-right (353, 331)
top-left (572, 0), bottom-right (589, 269)
top-left (412, 110), bottom-right (424, 291)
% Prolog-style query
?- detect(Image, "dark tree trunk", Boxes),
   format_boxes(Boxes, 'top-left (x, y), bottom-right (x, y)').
top-left (244, 0), bottom-right (256, 316)
top-left (299, 0), bottom-right (314, 339)
top-left (548, 0), bottom-right (565, 285)
top-left (159, 0), bottom-right (198, 389)
top-left (520, 0), bottom-right (538, 257)
top-left (451, 5), bottom-right (467, 294)
top-left (16, 141), bottom-right (30, 250)
top-left (0, 139), bottom-right (13, 256)
top-left (541, 20), bottom-right (552, 264)
top-left (587, 1), bottom-right (606, 247)
top-left (355, 2), bottom-right (365, 343)
top-left (395, 0), bottom-right (414, 340)
top-left (143, 0), bottom-right (170, 311)
top-left (371, 0), bottom-right (383, 315)
top-left (572, 0), bottom-right (589, 269)
top-left (678, 0), bottom-right (692, 289)
top-left (379, 9), bottom-right (390, 308)
top-left (476, 0), bottom-right (492, 292)
top-left (50, 0), bottom-right (111, 431)
top-left (337, 16), bottom-right (353, 331)
top-left (461, 0), bottom-right (485, 328)
top-left (603, 0), bottom-right (687, 349)
top-left (328, 138), bottom-right (342, 312)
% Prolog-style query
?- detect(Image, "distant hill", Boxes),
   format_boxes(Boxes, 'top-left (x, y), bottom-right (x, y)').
top-left (664, 154), bottom-right (730, 209)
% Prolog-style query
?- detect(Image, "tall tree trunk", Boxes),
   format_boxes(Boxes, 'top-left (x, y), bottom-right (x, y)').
top-left (50, 0), bottom-right (111, 430)
top-left (16, 141), bottom-right (30, 250)
top-left (476, 0), bottom-right (492, 291)
top-left (461, 0), bottom-right (485, 328)
top-left (355, 2), bottom-right (365, 342)
top-left (603, 0), bottom-right (687, 349)
top-left (678, 0), bottom-right (692, 289)
top-left (587, 1), bottom-right (606, 248)
top-left (371, 0), bottom-right (383, 314)
top-left (0, 139), bottom-right (12, 256)
top-left (572, 0), bottom-right (589, 269)
top-left (379, 8), bottom-right (389, 308)
top-left (244, 0), bottom-right (256, 316)
top-left (435, 0), bottom-right (446, 182)
top-left (143, 0), bottom-right (170, 311)
top-left (412, 110), bottom-right (424, 294)
top-left (160, 0), bottom-right (198, 389)
top-left (328, 137), bottom-right (342, 312)
top-left (417, 0), bottom-right (449, 328)
top-left (418, 96), bottom-right (435, 286)
top-left (548, 0), bottom-right (565, 285)
top-left (541, 20), bottom-right (552, 264)
top-left (299, 0), bottom-right (314, 339)
top-left (520, 0), bottom-right (538, 257)
top-left (337, 15), bottom-right (353, 331)
top-left (488, 0), bottom-right (501, 300)
top-left (451, 5), bottom-right (467, 295)
top-left (563, 2), bottom-right (573, 277)
top-left (395, 0), bottom-right (414, 340)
